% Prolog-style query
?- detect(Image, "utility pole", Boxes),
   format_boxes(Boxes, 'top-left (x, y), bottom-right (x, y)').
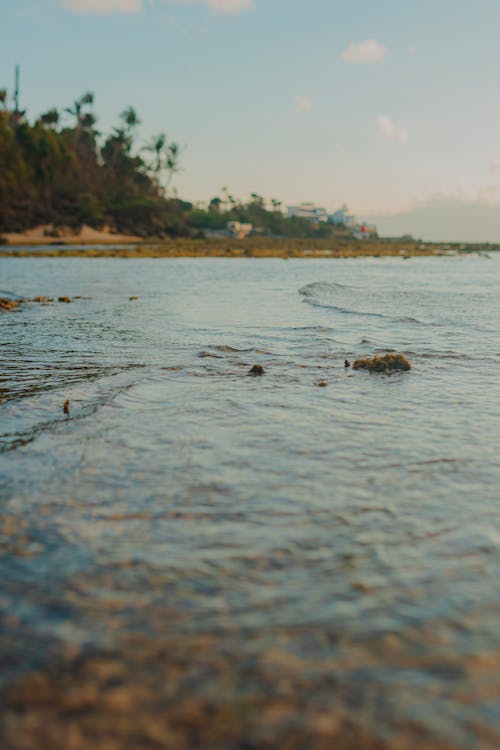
top-left (14, 64), bottom-right (19, 112)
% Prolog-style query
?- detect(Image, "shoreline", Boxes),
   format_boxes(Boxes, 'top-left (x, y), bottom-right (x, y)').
top-left (1, 224), bottom-right (142, 247)
top-left (1, 236), bottom-right (497, 259)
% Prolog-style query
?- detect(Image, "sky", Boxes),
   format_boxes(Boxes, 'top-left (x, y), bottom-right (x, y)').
top-left (2, 0), bottom-right (500, 240)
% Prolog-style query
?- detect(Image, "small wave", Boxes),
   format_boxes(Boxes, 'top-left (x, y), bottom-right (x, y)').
top-left (299, 281), bottom-right (351, 297)
top-left (299, 283), bottom-right (425, 324)
top-left (305, 300), bottom-right (423, 324)
top-left (213, 345), bottom-right (254, 353)
top-left (0, 361), bottom-right (148, 402)
top-left (198, 351), bottom-right (224, 359)
top-left (0, 290), bottom-right (25, 301)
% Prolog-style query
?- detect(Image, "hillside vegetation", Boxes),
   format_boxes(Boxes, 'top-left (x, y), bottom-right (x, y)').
top-left (0, 93), bottom-right (343, 240)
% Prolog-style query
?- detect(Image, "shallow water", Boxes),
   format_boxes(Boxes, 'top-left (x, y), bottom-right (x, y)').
top-left (0, 255), bottom-right (499, 748)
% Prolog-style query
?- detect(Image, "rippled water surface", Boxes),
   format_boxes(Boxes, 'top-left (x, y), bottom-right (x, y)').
top-left (1, 255), bottom-right (499, 748)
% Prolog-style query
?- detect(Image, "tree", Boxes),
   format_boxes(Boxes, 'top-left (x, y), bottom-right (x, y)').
top-left (39, 108), bottom-right (59, 127)
top-left (144, 133), bottom-right (181, 193)
top-left (209, 196), bottom-right (222, 213)
top-left (120, 106), bottom-right (141, 134)
top-left (65, 91), bottom-right (95, 130)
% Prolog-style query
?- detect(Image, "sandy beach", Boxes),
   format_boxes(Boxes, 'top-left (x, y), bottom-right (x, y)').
top-left (2, 224), bottom-right (142, 247)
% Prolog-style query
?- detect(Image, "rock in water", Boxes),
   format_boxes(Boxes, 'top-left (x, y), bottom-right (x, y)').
top-left (353, 353), bottom-right (411, 373)
top-left (0, 298), bottom-right (22, 311)
top-left (248, 364), bottom-right (265, 376)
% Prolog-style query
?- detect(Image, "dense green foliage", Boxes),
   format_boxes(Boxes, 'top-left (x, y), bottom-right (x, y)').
top-left (0, 94), bottom-right (341, 238)
top-left (0, 95), bottom-right (186, 236)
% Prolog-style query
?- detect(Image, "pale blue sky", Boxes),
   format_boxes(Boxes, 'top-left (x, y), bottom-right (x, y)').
top-left (3, 0), bottom-right (500, 238)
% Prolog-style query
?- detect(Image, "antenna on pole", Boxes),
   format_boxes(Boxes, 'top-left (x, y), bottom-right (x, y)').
top-left (14, 65), bottom-right (20, 112)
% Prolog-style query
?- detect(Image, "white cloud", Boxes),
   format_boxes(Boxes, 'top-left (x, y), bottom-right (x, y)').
top-left (295, 96), bottom-right (312, 112)
top-left (60, 0), bottom-right (142, 13)
top-left (206, 0), bottom-right (252, 12)
top-left (341, 39), bottom-right (388, 64)
top-left (376, 114), bottom-right (409, 144)
top-left (59, 0), bottom-right (253, 13)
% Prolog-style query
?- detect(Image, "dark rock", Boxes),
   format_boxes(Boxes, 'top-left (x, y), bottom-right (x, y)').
top-left (248, 365), bottom-right (265, 376)
top-left (344, 359), bottom-right (351, 368)
top-left (58, 296), bottom-right (71, 303)
top-left (63, 400), bottom-right (70, 415)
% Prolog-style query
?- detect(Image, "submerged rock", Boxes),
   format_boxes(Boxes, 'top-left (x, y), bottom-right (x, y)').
top-left (248, 364), bottom-right (265, 376)
top-left (344, 359), bottom-right (351, 368)
top-left (353, 353), bottom-right (411, 373)
top-left (63, 400), bottom-right (70, 415)
top-left (0, 298), bottom-right (22, 311)
top-left (58, 296), bottom-right (71, 303)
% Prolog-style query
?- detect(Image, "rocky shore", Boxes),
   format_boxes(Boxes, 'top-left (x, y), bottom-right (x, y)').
top-left (1, 236), bottom-right (496, 259)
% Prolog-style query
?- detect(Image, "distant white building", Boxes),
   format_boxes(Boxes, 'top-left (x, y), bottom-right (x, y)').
top-left (287, 202), bottom-right (329, 223)
top-left (328, 208), bottom-right (356, 227)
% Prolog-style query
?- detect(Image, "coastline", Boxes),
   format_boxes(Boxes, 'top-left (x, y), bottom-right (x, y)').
top-left (1, 235), bottom-right (497, 259)
top-left (1, 224), bottom-right (143, 247)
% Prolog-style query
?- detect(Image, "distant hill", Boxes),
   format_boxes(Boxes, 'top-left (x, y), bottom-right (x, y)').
top-left (366, 197), bottom-right (500, 243)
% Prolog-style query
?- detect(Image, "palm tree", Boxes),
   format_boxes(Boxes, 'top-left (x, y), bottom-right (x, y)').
top-left (65, 91), bottom-right (94, 129)
top-left (80, 112), bottom-right (96, 131)
top-left (144, 133), bottom-right (181, 192)
top-left (164, 141), bottom-right (180, 190)
top-left (120, 106), bottom-right (141, 133)
top-left (39, 108), bottom-right (60, 127)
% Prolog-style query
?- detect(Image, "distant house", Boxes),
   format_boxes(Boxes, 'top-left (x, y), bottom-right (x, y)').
top-left (227, 221), bottom-right (253, 238)
top-left (328, 208), bottom-right (356, 227)
top-left (287, 203), bottom-right (329, 223)
top-left (353, 223), bottom-right (378, 240)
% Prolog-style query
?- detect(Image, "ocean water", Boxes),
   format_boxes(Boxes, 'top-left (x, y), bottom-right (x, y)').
top-left (0, 255), bottom-right (499, 748)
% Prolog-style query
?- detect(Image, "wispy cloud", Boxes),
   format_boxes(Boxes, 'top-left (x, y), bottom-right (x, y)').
top-left (376, 114), bottom-right (408, 144)
top-left (295, 96), bottom-right (312, 112)
top-left (59, 0), bottom-right (253, 14)
top-left (205, 0), bottom-right (253, 12)
top-left (341, 39), bottom-right (388, 64)
top-left (60, 0), bottom-right (142, 13)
